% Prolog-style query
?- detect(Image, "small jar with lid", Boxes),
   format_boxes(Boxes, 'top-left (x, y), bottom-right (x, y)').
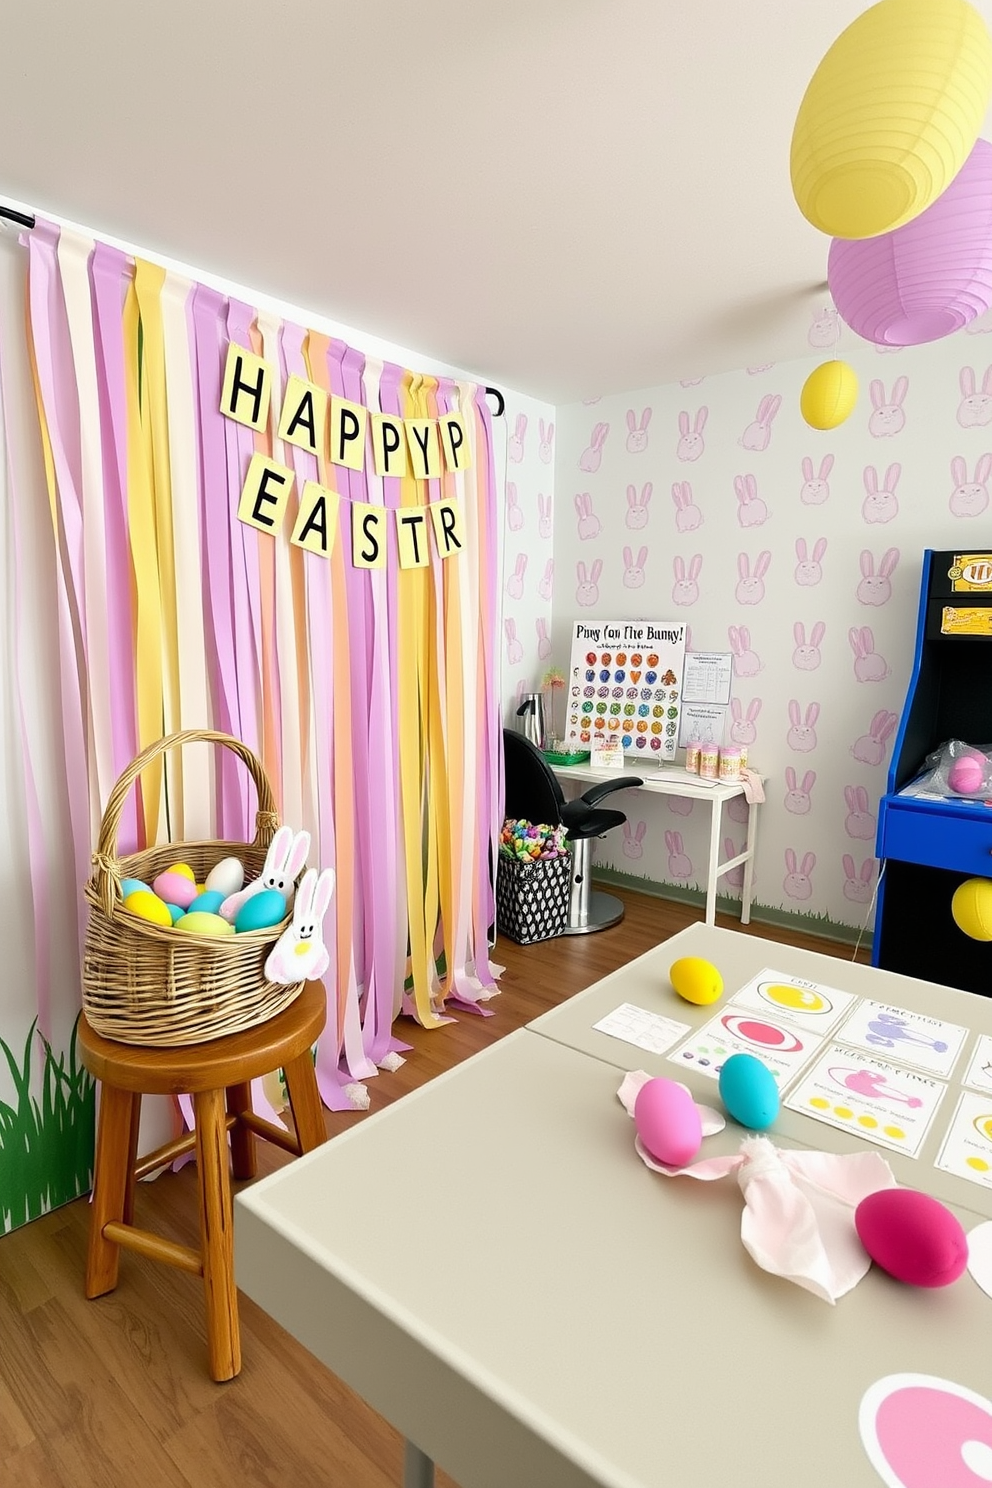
top-left (699, 744), bottom-right (720, 780)
top-left (685, 743), bottom-right (701, 774)
top-left (719, 746), bottom-right (743, 782)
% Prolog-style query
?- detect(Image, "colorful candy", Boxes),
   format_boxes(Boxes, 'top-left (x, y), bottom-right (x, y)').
top-left (499, 818), bottom-right (569, 864)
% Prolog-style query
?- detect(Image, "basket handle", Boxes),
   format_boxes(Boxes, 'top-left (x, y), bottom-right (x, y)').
top-left (91, 729), bottom-right (280, 917)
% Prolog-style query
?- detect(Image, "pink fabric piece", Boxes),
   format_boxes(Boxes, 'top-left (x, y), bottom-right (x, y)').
top-left (739, 768), bottom-right (764, 804)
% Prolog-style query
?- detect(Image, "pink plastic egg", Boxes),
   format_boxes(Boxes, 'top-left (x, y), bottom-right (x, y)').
top-left (855, 1188), bottom-right (968, 1288)
top-left (152, 871), bottom-right (198, 909)
top-left (633, 1077), bottom-right (702, 1168)
top-left (948, 754), bottom-right (985, 795)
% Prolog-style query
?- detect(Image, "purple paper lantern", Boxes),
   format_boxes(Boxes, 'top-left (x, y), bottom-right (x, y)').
top-left (828, 138), bottom-right (992, 347)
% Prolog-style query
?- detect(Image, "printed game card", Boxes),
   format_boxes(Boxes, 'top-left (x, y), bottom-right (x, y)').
top-left (667, 1008), bottom-right (824, 1085)
top-left (836, 999), bottom-right (969, 1078)
top-left (935, 1089), bottom-right (992, 1191)
top-left (592, 1004), bottom-right (691, 1057)
top-left (962, 1034), bottom-right (992, 1095)
top-left (785, 1044), bottom-right (947, 1158)
top-left (728, 968), bottom-right (858, 1036)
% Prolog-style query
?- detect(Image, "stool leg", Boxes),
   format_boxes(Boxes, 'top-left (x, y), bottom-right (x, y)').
top-left (282, 1051), bottom-right (327, 1154)
top-left (86, 1085), bottom-right (140, 1299)
top-left (193, 1087), bottom-right (240, 1382)
top-left (122, 1092), bottom-right (142, 1227)
top-left (225, 1081), bottom-right (257, 1180)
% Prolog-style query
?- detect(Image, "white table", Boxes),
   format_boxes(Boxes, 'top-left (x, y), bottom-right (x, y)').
top-left (552, 763), bottom-right (760, 927)
top-left (235, 925), bottom-right (992, 1488)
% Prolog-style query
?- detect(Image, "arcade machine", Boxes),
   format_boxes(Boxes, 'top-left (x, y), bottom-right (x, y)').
top-left (874, 549), bottom-right (992, 995)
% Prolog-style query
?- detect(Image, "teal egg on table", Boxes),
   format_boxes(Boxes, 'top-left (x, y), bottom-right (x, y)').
top-left (121, 878), bottom-right (149, 899)
top-left (189, 889), bottom-right (224, 916)
top-left (718, 1053), bottom-right (779, 1131)
top-left (166, 903), bottom-right (185, 924)
top-left (234, 889), bottom-right (287, 933)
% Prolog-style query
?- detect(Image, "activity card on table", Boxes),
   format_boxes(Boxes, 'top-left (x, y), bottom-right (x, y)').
top-left (727, 968), bottom-right (859, 1036)
top-left (668, 1007), bottom-right (824, 1085)
top-left (785, 1044), bottom-right (947, 1158)
top-left (934, 1090), bottom-right (992, 1191)
top-left (835, 999), bottom-right (969, 1079)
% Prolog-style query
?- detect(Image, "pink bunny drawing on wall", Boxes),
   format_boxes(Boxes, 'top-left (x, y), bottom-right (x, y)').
top-left (538, 418), bottom-right (554, 463)
top-left (843, 855), bottom-right (876, 905)
top-left (844, 785), bottom-right (876, 840)
top-left (808, 306), bottom-right (841, 348)
top-left (576, 560), bottom-right (602, 608)
top-left (728, 624), bottom-right (761, 677)
top-left (536, 617), bottom-right (552, 660)
top-left (949, 454), bottom-right (992, 517)
top-left (665, 831), bottom-right (692, 881)
top-left (680, 376), bottom-right (705, 387)
top-left (735, 550), bottom-right (771, 605)
top-left (784, 850), bottom-right (816, 901)
top-left (857, 547), bottom-right (899, 606)
top-left (579, 422), bottom-right (609, 472)
top-left (672, 555), bottom-right (702, 606)
top-left (538, 559), bottom-right (554, 601)
top-left (508, 412), bottom-right (527, 462)
top-left (730, 697), bottom-right (761, 746)
top-left (740, 394), bottom-right (782, 452)
top-left (626, 408), bottom-right (652, 453)
top-left (506, 553), bottom-right (528, 599)
top-left (800, 454), bottom-right (834, 505)
top-left (795, 537), bottom-right (827, 586)
top-left (676, 408), bottom-right (708, 462)
top-left (868, 377), bottom-right (908, 437)
top-left (505, 481), bottom-right (523, 532)
top-left (574, 492), bottom-right (602, 540)
top-left (787, 700), bottom-right (819, 752)
top-left (734, 473), bottom-right (768, 527)
top-left (792, 621), bottom-right (825, 671)
top-left (626, 482), bottom-right (653, 530)
top-left (504, 618), bottom-right (523, 664)
top-left (623, 821), bottom-right (647, 860)
top-left (851, 709), bottom-right (898, 766)
top-left (671, 480), bottom-right (702, 531)
top-left (727, 794), bottom-right (749, 825)
top-left (849, 626), bottom-right (890, 682)
top-left (784, 768), bottom-right (815, 815)
top-left (623, 545), bottom-right (648, 589)
top-left (957, 367), bottom-right (992, 427)
top-left (537, 492), bottom-right (553, 539)
top-left (746, 364), bottom-right (775, 375)
top-left (669, 795), bottom-right (693, 817)
top-left (723, 838), bottom-right (747, 889)
top-left (862, 463), bottom-right (900, 524)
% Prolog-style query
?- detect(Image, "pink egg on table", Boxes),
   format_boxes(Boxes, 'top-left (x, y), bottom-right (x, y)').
top-left (855, 1187), bottom-right (968, 1288)
top-left (948, 753), bottom-right (985, 795)
top-left (633, 1077), bottom-right (703, 1168)
top-left (151, 870), bottom-right (198, 909)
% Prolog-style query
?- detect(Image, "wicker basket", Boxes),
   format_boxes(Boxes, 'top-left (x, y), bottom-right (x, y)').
top-left (82, 729), bottom-right (305, 1047)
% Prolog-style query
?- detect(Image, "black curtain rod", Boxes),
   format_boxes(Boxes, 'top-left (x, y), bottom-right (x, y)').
top-left (0, 204), bottom-right (504, 414)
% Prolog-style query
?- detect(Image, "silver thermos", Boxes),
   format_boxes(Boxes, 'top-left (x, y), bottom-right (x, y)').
top-left (515, 692), bottom-right (548, 751)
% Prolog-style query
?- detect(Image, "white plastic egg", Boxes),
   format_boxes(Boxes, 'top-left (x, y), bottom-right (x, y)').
top-left (205, 856), bottom-right (245, 898)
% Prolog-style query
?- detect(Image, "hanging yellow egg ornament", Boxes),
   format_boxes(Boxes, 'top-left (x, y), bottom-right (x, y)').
top-left (951, 877), bottom-right (992, 941)
top-left (800, 360), bottom-right (859, 430)
top-left (791, 0), bottom-right (992, 241)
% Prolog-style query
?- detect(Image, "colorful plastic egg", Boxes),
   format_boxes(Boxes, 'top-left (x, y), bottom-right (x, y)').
top-left (165, 903), bottom-right (185, 924)
top-left (166, 862), bottom-right (196, 882)
top-left (123, 890), bottom-right (174, 928)
top-left (120, 877), bottom-right (150, 899)
top-left (670, 956), bottom-right (724, 1006)
top-left (634, 1077), bottom-right (702, 1167)
top-left (234, 889), bottom-right (287, 933)
top-left (205, 856), bottom-right (245, 898)
top-left (174, 910), bottom-right (236, 937)
top-left (855, 1188), bottom-right (968, 1288)
top-left (152, 871), bottom-right (198, 909)
top-left (188, 890), bottom-right (224, 915)
top-left (948, 753), bottom-right (985, 794)
top-left (718, 1053), bottom-right (779, 1131)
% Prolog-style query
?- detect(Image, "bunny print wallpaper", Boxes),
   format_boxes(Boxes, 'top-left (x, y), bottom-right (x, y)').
top-left (531, 317), bottom-right (992, 937)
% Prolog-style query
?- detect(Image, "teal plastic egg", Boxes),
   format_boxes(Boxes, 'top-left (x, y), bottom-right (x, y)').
top-left (166, 903), bottom-right (185, 924)
top-left (234, 889), bottom-right (287, 933)
top-left (121, 877), bottom-right (150, 898)
top-left (718, 1053), bottom-right (779, 1131)
top-left (189, 889), bottom-right (224, 916)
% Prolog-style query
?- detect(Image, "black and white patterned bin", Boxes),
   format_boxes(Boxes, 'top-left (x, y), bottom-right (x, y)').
top-left (495, 851), bottom-right (570, 945)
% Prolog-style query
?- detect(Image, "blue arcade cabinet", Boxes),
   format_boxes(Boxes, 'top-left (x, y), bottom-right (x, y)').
top-left (873, 548), bottom-right (992, 995)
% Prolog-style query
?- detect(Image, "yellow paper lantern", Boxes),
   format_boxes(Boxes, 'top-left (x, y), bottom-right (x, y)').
top-left (791, 0), bottom-right (992, 240)
top-left (951, 877), bottom-right (992, 941)
top-left (800, 361), bottom-right (859, 430)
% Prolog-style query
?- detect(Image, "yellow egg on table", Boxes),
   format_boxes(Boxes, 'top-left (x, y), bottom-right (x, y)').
top-left (670, 956), bottom-right (724, 1006)
top-left (123, 890), bottom-right (174, 928)
top-left (167, 863), bottom-right (196, 882)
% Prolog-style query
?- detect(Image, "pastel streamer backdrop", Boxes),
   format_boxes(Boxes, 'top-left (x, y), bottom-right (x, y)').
top-left (23, 221), bottom-right (502, 1102)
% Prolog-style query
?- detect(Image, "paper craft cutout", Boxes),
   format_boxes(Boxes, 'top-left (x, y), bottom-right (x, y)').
top-left (935, 1091), bottom-right (992, 1191)
top-left (669, 1009), bottom-right (823, 1084)
top-left (962, 1035), bottom-right (992, 1096)
top-left (839, 1000), bottom-right (968, 1079)
top-left (786, 1045), bottom-right (947, 1158)
top-left (728, 967), bottom-right (858, 1034)
top-left (859, 1373), bottom-right (992, 1488)
top-left (966, 1221), bottom-right (992, 1301)
top-left (594, 1004), bottom-right (692, 1056)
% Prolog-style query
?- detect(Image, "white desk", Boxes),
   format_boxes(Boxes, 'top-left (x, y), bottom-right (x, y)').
top-left (552, 763), bottom-right (760, 927)
top-left (236, 926), bottom-right (992, 1488)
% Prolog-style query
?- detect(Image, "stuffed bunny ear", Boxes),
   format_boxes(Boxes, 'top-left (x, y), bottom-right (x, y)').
top-left (286, 830), bottom-right (311, 879)
top-left (263, 825), bottom-right (294, 876)
top-left (294, 868), bottom-right (317, 923)
top-left (312, 868), bottom-right (336, 920)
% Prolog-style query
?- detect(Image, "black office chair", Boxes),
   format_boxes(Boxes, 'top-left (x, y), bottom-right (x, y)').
top-left (502, 729), bottom-right (643, 934)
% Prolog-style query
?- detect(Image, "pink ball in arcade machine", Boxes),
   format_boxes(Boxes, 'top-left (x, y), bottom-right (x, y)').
top-left (948, 752), bottom-right (985, 795)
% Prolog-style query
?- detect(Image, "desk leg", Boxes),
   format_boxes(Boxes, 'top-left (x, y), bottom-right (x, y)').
top-left (403, 1441), bottom-right (435, 1488)
top-left (705, 796), bottom-right (722, 927)
top-left (741, 799), bottom-right (757, 926)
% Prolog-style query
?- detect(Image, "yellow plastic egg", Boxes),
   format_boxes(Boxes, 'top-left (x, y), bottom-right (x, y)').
top-left (174, 911), bottom-right (236, 938)
top-left (123, 889), bottom-right (174, 928)
top-left (951, 877), bottom-right (992, 941)
top-left (670, 956), bottom-right (724, 1006)
top-left (167, 862), bottom-right (196, 882)
top-left (800, 360), bottom-right (859, 430)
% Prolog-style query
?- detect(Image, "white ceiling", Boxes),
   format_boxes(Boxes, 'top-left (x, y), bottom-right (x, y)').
top-left (3, 0), bottom-right (992, 403)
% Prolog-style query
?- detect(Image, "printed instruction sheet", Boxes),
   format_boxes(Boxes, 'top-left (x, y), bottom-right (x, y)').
top-left (668, 1008), bottom-right (824, 1085)
top-left (786, 1044), bottom-right (947, 1158)
top-left (592, 1004), bottom-right (691, 1057)
top-left (935, 1089), bottom-right (992, 1191)
top-left (837, 999), bottom-right (968, 1079)
top-left (728, 968), bottom-right (858, 1037)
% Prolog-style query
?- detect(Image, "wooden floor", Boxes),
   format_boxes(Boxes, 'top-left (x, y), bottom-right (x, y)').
top-left (0, 890), bottom-right (865, 1488)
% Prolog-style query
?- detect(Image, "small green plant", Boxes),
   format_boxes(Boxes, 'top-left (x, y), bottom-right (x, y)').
top-left (0, 1017), bottom-right (95, 1233)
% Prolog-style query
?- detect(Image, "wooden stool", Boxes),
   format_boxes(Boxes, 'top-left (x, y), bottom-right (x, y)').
top-left (79, 979), bottom-right (327, 1382)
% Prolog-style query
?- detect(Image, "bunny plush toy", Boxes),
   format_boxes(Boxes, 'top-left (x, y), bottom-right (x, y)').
top-left (219, 825), bottom-right (311, 923)
top-left (265, 868), bottom-right (336, 984)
